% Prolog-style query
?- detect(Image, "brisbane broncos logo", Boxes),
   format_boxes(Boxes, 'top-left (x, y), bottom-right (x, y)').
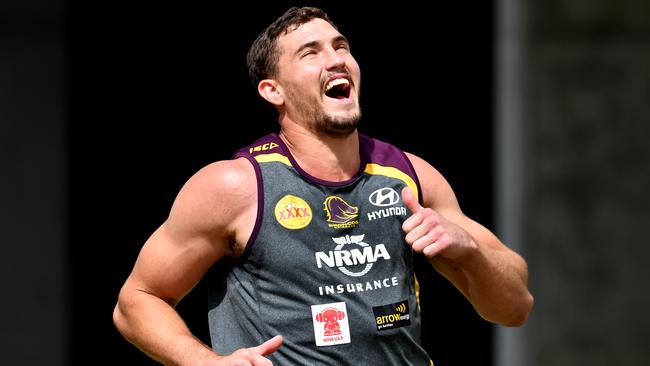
top-left (323, 196), bottom-right (359, 229)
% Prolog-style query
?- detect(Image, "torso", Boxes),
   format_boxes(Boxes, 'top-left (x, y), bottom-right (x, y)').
top-left (208, 133), bottom-right (432, 365)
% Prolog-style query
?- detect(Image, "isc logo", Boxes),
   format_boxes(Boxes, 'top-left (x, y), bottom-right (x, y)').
top-left (249, 142), bottom-right (279, 153)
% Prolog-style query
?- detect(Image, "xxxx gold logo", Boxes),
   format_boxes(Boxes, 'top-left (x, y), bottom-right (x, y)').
top-left (275, 195), bottom-right (312, 230)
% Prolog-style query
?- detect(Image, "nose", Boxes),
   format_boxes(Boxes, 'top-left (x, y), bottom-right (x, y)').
top-left (324, 47), bottom-right (346, 70)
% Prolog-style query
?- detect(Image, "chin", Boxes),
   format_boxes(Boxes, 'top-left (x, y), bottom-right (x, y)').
top-left (315, 113), bottom-right (361, 138)
top-left (331, 107), bottom-right (361, 124)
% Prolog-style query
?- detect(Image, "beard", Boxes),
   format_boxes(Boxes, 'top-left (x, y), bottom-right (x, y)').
top-left (314, 111), bottom-right (361, 138)
top-left (287, 88), bottom-right (362, 138)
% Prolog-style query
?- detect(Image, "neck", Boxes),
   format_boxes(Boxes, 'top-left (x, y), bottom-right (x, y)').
top-left (279, 123), bottom-right (361, 182)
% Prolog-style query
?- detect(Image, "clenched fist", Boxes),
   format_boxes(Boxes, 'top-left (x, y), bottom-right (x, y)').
top-left (401, 187), bottom-right (476, 260)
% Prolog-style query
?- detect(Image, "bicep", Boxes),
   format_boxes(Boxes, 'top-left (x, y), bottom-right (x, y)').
top-left (122, 159), bottom-right (254, 305)
top-left (125, 221), bottom-right (225, 306)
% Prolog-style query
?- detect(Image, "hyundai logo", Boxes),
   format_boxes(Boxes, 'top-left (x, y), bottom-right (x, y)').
top-left (369, 187), bottom-right (400, 207)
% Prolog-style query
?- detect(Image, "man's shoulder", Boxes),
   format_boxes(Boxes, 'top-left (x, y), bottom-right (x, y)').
top-left (359, 133), bottom-right (415, 169)
top-left (359, 133), bottom-right (408, 156)
top-left (169, 157), bottom-right (257, 226)
top-left (193, 158), bottom-right (257, 193)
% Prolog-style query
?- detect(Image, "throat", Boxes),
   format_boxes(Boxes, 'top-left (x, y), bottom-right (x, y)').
top-left (279, 130), bottom-right (361, 182)
top-left (300, 155), bottom-right (361, 181)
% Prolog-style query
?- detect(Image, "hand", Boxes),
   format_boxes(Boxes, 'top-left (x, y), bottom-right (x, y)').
top-left (209, 335), bottom-right (283, 366)
top-left (401, 187), bottom-right (476, 259)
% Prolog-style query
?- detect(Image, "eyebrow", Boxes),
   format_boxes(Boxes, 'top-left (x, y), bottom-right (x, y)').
top-left (294, 35), bottom-right (349, 55)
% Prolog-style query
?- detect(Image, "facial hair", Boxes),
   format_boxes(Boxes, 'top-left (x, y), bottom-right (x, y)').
top-left (285, 85), bottom-right (361, 138)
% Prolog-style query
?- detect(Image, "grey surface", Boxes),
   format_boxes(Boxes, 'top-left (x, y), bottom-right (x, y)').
top-left (497, 0), bottom-right (650, 365)
top-left (0, 1), bottom-right (67, 363)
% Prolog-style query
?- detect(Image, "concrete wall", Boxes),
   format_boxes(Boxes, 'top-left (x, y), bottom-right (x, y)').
top-left (497, 0), bottom-right (650, 365)
top-left (0, 0), bottom-right (67, 363)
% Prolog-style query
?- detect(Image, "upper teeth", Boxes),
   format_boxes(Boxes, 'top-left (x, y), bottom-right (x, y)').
top-left (325, 78), bottom-right (349, 92)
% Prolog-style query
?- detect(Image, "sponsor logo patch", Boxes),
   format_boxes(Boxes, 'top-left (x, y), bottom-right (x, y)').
top-left (274, 195), bottom-right (312, 230)
top-left (311, 302), bottom-right (351, 346)
top-left (366, 206), bottom-right (408, 221)
top-left (323, 196), bottom-right (359, 229)
top-left (315, 234), bottom-right (390, 277)
top-left (249, 142), bottom-right (279, 154)
top-left (369, 187), bottom-right (400, 207)
top-left (318, 276), bottom-right (399, 296)
top-left (367, 187), bottom-right (407, 221)
top-left (373, 300), bottom-right (411, 331)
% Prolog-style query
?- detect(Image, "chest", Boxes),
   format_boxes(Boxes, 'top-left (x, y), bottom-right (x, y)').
top-left (252, 164), bottom-right (412, 280)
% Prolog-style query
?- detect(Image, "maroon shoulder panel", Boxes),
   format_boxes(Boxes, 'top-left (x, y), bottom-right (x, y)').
top-left (359, 134), bottom-right (423, 205)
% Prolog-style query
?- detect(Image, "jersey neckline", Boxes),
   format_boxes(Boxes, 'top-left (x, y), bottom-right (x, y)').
top-left (272, 132), bottom-right (369, 188)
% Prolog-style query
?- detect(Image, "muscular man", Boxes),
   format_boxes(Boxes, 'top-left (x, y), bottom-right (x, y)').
top-left (113, 6), bottom-right (533, 365)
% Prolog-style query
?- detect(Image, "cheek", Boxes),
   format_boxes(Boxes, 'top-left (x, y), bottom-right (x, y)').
top-left (347, 57), bottom-right (361, 78)
top-left (285, 70), bottom-right (322, 95)
top-left (295, 64), bottom-right (323, 81)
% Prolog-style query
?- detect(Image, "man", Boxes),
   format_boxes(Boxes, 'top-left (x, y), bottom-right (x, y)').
top-left (113, 6), bottom-right (533, 365)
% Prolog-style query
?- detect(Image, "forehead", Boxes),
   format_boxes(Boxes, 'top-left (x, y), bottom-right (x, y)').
top-left (278, 18), bottom-right (343, 53)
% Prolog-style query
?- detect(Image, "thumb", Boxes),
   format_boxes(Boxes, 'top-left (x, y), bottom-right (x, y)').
top-left (251, 335), bottom-right (283, 356)
top-left (401, 186), bottom-right (422, 214)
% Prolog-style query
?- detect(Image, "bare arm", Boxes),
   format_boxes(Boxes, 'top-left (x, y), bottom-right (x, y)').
top-left (403, 153), bottom-right (533, 326)
top-left (112, 158), bottom-right (282, 365)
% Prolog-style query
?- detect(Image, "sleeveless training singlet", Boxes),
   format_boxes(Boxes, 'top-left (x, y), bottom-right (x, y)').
top-left (207, 133), bottom-right (433, 365)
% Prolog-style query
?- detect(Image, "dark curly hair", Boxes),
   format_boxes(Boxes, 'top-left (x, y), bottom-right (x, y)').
top-left (246, 7), bottom-right (337, 89)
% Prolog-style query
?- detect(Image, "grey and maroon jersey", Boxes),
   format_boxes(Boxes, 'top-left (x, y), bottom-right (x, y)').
top-left (207, 133), bottom-right (433, 365)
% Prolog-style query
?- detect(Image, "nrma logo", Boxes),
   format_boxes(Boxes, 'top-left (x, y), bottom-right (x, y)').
top-left (315, 234), bottom-right (390, 277)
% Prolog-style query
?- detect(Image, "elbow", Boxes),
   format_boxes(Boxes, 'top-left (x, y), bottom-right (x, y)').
top-left (113, 299), bottom-right (128, 335)
top-left (113, 290), bottom-right (134, 338)
top-left (502, 291), bottom-right (534, 327)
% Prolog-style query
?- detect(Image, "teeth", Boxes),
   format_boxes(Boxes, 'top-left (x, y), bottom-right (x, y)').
top-left (325, 78), bottom-right (349, 92)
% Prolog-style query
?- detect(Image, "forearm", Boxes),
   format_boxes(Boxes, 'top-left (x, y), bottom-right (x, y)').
top-left (404, 156), bottom-right (534, 325)
top-left (431, 242), bottom-right (533, 326)
top-left (113, 289), bottom-right (218, 365)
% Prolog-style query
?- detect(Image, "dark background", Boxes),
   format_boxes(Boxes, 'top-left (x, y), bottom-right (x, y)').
top-left (7, 1), bottom-right (650, 365)
top-left (2, 1), bottom-right (495, 364)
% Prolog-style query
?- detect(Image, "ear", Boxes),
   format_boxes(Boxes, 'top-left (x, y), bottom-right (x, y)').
top-left (258, 79), bottom-right (284, 106)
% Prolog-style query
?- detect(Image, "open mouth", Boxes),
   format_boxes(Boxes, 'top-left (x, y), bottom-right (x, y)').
top-left (324, 78), bottom-right (351, 100)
